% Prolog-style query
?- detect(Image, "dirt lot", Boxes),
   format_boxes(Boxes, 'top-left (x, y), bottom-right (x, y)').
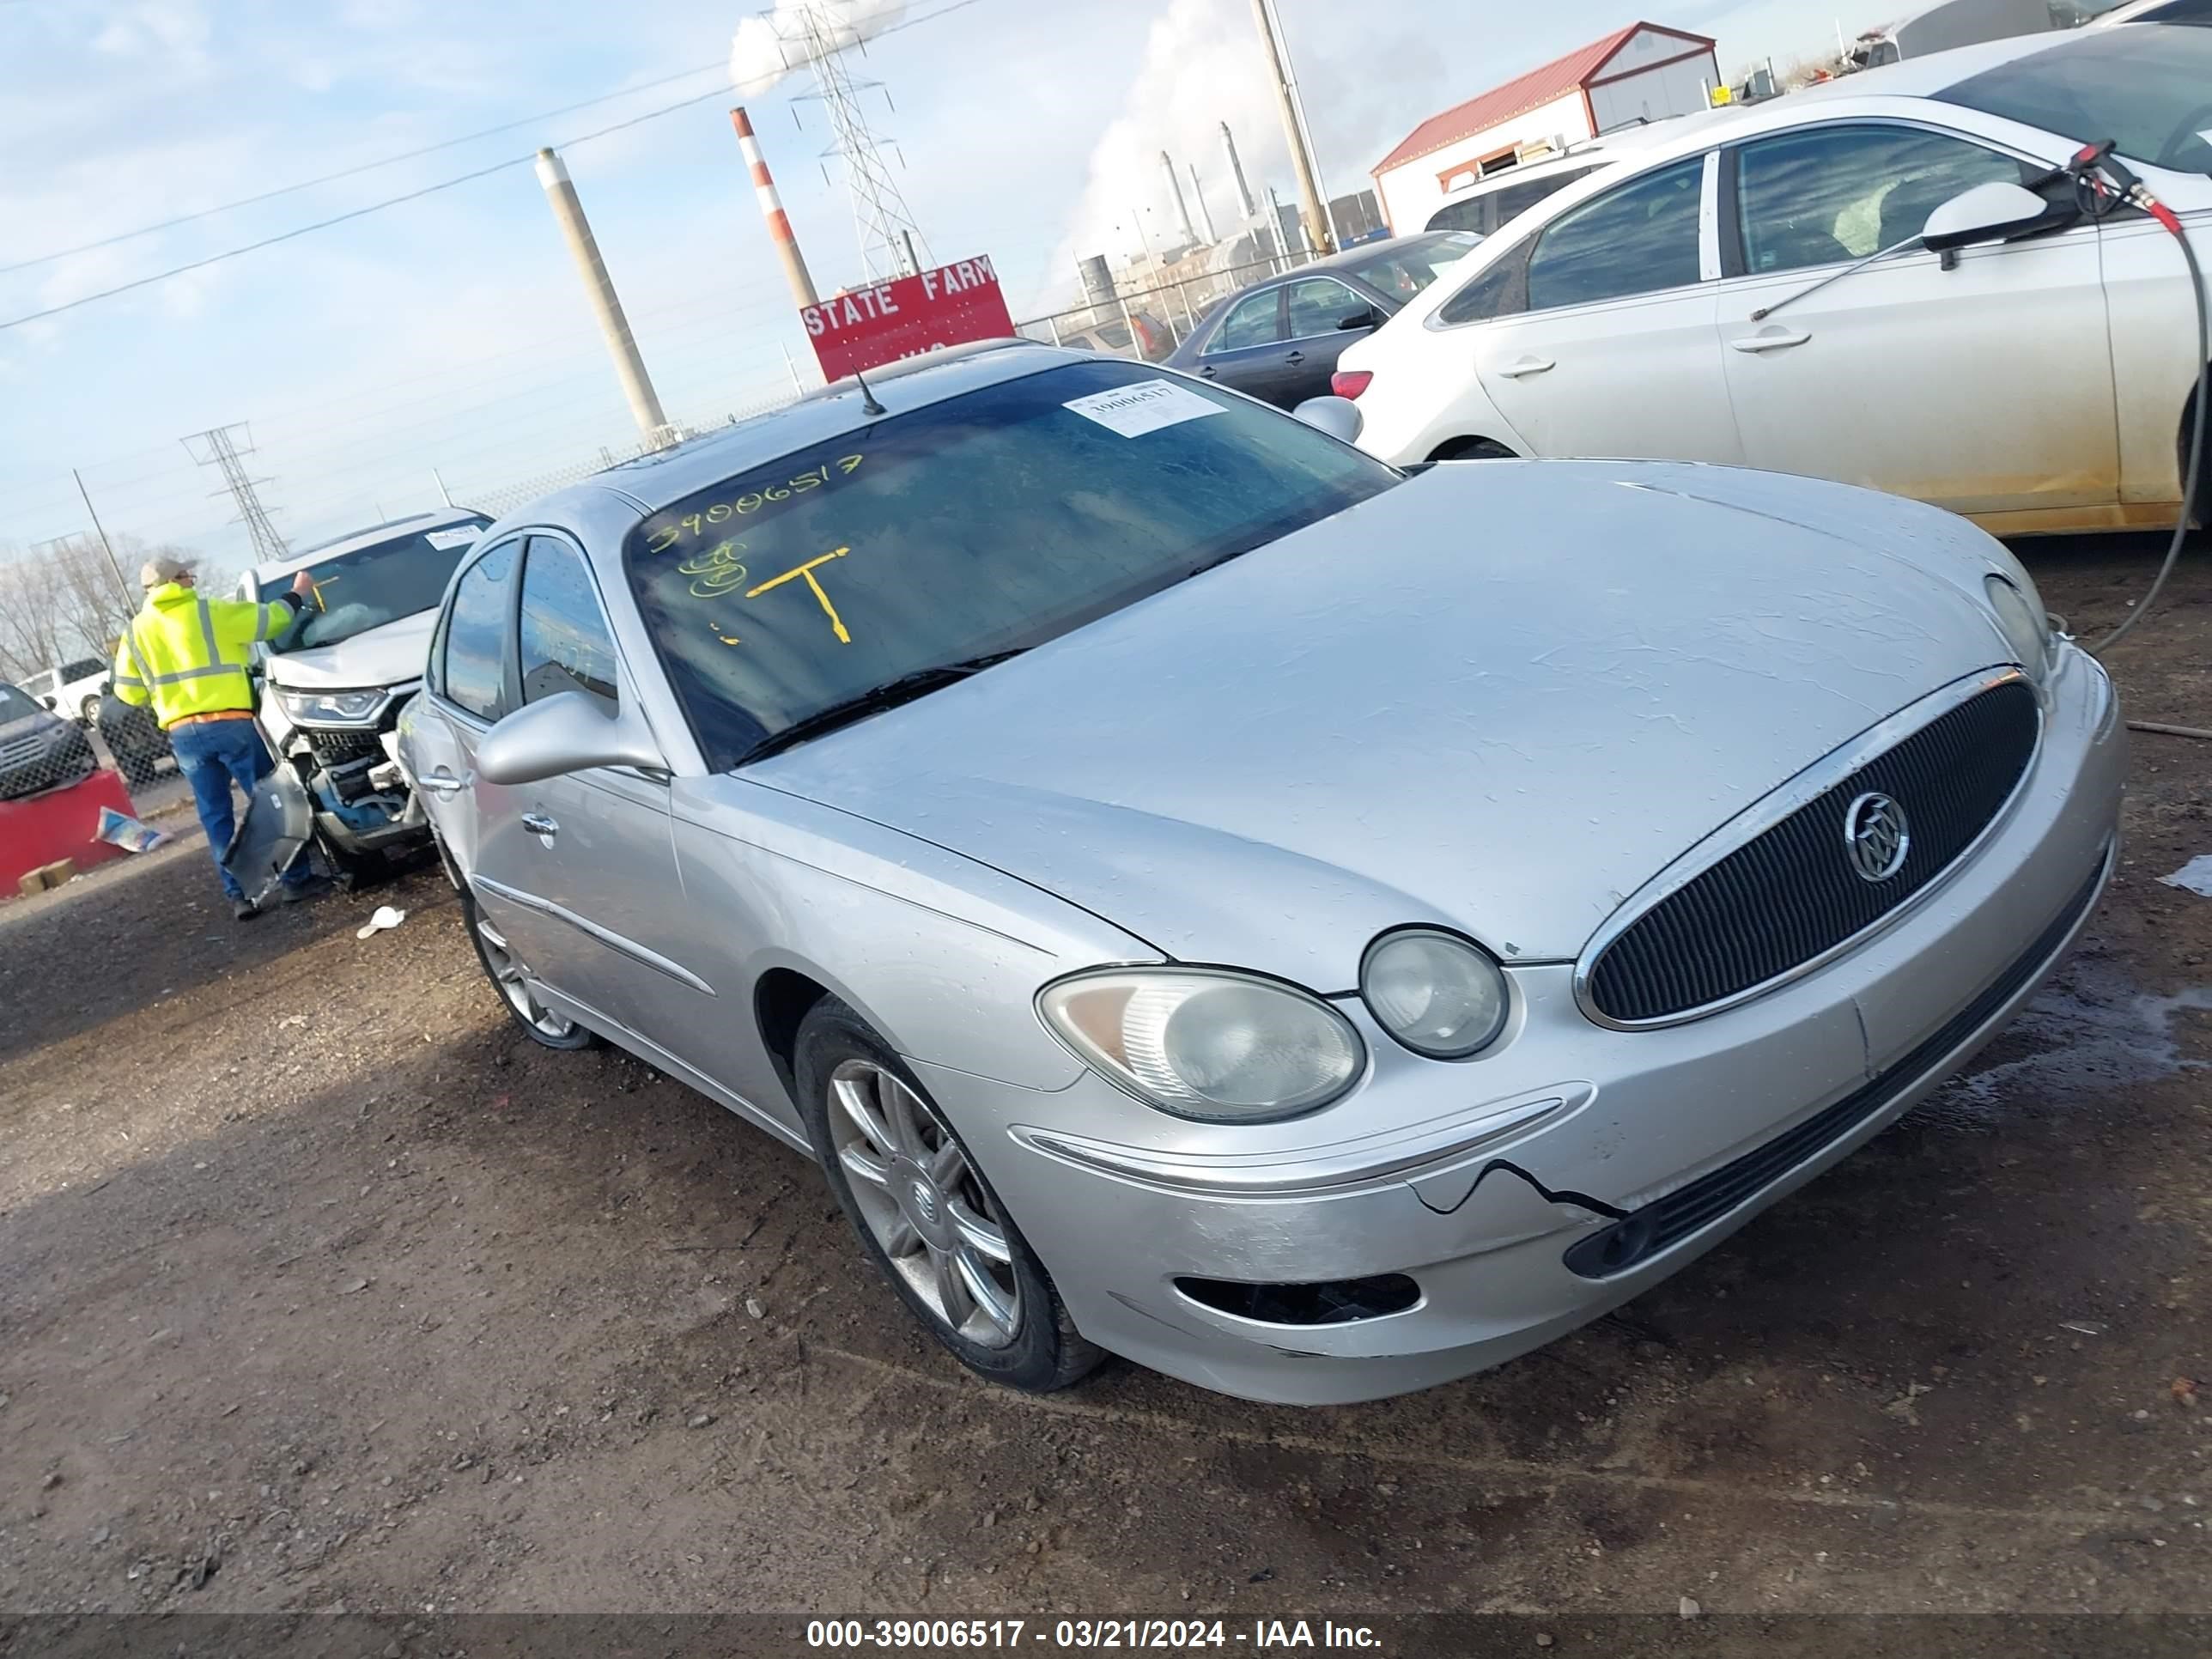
top-left (2, 533), bottom-right (2209, 1632)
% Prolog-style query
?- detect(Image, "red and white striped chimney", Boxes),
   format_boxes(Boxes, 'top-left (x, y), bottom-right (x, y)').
top-left (732, 106), bottom-right (819, 311)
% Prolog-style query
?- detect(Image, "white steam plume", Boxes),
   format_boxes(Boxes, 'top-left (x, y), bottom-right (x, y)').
top-left (730, 0), bottom-right (908, 96)
top-left (1042, 0), bottom-right (1451, 310)
top-left (1052, 0), bottom-right (1280, 293)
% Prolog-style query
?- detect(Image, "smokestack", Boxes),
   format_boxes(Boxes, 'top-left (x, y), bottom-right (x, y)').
top-left (731, 106), bottom-right (818, 310)
top-left (533, 148), bottom-right (670, 446)
top-left (1220, 121), bottom-right (1257, 221)
top-left (1077, 254), bottom-right (1117, 318)
top-left (1161, 150), bottom-right (1197, 248)
top-left (1188, 161), bottom-right (1218, 243)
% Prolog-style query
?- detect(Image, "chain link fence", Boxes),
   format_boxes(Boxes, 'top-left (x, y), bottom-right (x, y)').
top-left (1013, 249), bottom-right (1322, 362)
top-left (455, 388), bottom-right (803, 521)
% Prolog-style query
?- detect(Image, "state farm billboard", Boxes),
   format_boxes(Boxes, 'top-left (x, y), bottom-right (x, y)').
top-left (802, 254), bottom-right (1016, 381)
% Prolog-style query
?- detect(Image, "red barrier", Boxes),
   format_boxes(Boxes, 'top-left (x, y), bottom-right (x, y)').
top-left (0, 769), bottom-right (137, 899)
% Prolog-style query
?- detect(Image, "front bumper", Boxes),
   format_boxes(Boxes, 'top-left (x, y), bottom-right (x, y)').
top-left (926, 645), bottom-right (2124, 1404)
top-left (280, 711), bottom-right (431, 859)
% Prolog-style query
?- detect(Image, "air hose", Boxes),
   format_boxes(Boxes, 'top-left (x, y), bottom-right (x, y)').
top-left (2054, 141), bottom-right (2209, 659)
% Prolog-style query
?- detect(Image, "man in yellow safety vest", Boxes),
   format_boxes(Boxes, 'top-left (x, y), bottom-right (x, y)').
top-left (112, 556), bottom-right (331, 920)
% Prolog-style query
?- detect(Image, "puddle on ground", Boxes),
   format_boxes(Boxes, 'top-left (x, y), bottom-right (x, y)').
top-left (1918, 957), bottom-right (2212, 1131)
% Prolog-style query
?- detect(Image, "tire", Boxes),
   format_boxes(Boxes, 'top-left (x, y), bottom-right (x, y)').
top-left (79, 694), bottom-right (101, 726)
top-left (460, 887), bottom-right (597, 1050)
top-left (796, 997), bottom-right (1103, 1394)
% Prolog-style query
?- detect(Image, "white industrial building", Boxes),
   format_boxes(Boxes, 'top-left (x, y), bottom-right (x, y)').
top-left (1370, 21), bottom-right (1721, 233)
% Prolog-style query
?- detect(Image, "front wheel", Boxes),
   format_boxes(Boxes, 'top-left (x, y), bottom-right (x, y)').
top-left (80, 694), bottom-right (101, 726)
top-left (796, 998), bottom-right (1103, 1393)
top-left (461, 888), bottom-right (595, 1050)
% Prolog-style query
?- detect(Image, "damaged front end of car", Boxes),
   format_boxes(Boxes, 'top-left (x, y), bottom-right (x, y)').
top-left (261, 684), bottom-right (434, 884)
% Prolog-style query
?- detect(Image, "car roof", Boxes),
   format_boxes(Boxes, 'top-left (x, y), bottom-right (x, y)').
top-left (253, 506), bottom-right (492, 581)
top-left (501, 339), bottom-right (1106, 529)
top-left (1424, 25), bottom-right (2101, 198)
top-left (1436, 148), bottom-right (1615, 204)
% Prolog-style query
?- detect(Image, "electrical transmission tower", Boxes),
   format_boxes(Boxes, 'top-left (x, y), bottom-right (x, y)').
top-left (182, 422), bottom-right (289, 562)
top-left (769, 2), bottom-right (931, 281)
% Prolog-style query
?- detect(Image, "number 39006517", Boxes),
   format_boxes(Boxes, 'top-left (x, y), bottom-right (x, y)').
top-left (644, 454), bottom-right (864, 554)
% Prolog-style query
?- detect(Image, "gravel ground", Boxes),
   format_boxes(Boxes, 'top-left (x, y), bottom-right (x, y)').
top-left (1, 533), bottom-right (2208, 1627)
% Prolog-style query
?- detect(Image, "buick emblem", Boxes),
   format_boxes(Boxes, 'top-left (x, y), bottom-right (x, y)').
top-left (1843, 793), bottom-right (1910, 883)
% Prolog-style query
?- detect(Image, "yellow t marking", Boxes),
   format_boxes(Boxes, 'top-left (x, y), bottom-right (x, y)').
top-left (747, 547), bottom-right (852, 644)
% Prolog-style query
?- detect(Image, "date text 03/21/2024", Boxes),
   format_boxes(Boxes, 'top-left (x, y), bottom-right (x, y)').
top-left (805, 1620), bottom-right (1383, 1650)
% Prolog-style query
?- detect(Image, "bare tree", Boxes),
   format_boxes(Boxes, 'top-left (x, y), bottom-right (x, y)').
top-left (0, 532), bottom-right (207, 687)
top-left (0, 549), bottom-right (70, 683)
top-left (51, 536), bottom-right (140, 658)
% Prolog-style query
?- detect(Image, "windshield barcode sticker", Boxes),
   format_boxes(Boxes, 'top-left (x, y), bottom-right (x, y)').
top-left (1062, 379), bottom-right (1225, 439)
top-left (424, 527), bottom-right (481, 550)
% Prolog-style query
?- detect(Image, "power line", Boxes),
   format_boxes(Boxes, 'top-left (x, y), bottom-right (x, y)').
top-left (0, 0), bottom-right (989, 335)
top-left (0, 58), bottom-right (737, 276)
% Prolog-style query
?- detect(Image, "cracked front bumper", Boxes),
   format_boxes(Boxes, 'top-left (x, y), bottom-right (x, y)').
top-left (916, 647), bottom-right (2123, 1405)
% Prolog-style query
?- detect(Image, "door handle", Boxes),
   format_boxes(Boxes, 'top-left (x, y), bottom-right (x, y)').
top-left (417, 769), bottom-right (463, 795)
top-left (1285, 350), bottom-right (1305, 365)
top-left (1495, 356), bottom-right (1554, 379)
top-left (1199, 365), bottom-right (1218, 378)
top-left (520, 811), bottom-right (559, 840)
top-left (1731, 328), bottom-right (1811, 352)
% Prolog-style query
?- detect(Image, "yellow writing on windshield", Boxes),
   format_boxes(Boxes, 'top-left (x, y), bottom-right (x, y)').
top-left (679, 540), bottom-right (749, 599)
top-left (747, 548), bottom-right (852, 645)
top-left (644, 454), bottom-right (866, 552)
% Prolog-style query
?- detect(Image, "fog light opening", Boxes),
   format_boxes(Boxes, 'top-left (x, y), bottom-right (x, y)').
top-left (1173, 1273), bottom-right (1419, 1327)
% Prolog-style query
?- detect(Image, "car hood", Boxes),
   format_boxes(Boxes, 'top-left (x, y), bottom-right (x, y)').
top-left (751, 459), bottom-right (2019, 987)
top-left (0, 712), bottom-right (64, 744)
top-left (264, 609), bottom-right (436, 691)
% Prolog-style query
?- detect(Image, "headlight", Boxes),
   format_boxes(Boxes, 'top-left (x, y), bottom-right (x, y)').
top-left (275, 687), bottom-right (389, 727)
top-left (1360, 927), bottom-right (1510, 1059)
top-left (1038, 968), bottom-right (1364, 1122)
top-left (1984, 574), bottom-right (2050, 684)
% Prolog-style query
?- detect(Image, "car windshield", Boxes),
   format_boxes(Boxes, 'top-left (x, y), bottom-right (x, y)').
top-left (61, 657), bottom-right (103, 681)
top-left (1341, 232), bottom-right (1484, 298)
top-left (623, 358), bottom-right (1400, 769)
top-left (261, 520), bottom-right (489, 654)
top-left (1934, 25), bottom-right (2212, 174)
top-left (0, 684), bottom-right (47, 723)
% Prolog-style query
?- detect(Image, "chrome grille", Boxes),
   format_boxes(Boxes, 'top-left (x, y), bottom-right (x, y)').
top-left (1585, 680), bottom-right (2041, 1025)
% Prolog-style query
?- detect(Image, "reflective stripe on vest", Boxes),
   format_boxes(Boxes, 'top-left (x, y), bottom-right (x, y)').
top-left (130, 606), bottom-right (240, 684)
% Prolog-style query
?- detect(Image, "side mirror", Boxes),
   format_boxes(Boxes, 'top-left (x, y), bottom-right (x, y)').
top-left (475, 690), bottom-right (666, 786)
top-left (1292, 395), bottom-right (1364, 445)
top-left (1922, 180), bottom-right (2058, 254)
top-left (1337, 308), bottom-right (1386, 332)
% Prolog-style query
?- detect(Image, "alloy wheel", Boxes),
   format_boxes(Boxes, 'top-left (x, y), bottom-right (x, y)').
top-left (474, 917), bottom-right (578, 1041)
top-left (826, 1058), bottom-right (1023, 1349)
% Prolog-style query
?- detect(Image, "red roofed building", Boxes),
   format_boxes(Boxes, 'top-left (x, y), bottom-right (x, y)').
top-left (1370, 21), bottom-right (1719, 233)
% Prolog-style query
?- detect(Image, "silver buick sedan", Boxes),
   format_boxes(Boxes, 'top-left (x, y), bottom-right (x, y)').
top-left (398, 341), bottom-right (2123, 1405)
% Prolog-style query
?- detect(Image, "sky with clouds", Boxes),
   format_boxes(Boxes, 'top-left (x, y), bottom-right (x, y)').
top-left (0, 0), bottom-right (1899, 574)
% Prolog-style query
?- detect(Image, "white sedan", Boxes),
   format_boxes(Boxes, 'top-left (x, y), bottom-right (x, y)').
top-left (1332, 22), bottom-right (2212, 538)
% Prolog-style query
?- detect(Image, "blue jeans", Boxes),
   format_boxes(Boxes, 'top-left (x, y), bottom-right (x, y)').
top-left (169, 719), bottom-right (306, 902)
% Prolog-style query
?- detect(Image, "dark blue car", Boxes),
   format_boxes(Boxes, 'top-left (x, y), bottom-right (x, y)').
top-left (1163, 232), bottom-right (1481, 408)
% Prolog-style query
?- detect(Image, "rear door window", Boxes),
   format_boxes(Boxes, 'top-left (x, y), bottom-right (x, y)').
top-left (1524, 155), bottom-right (1706, 312)
top-left (1208, 289), bottom-right (1285, 352)
top-left (1489, 165), bottom-right (1598, 228)
top-left (1425, 197), bottom-right (1486, 234)
top-left (440, 538), bottom-right (520, 723)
